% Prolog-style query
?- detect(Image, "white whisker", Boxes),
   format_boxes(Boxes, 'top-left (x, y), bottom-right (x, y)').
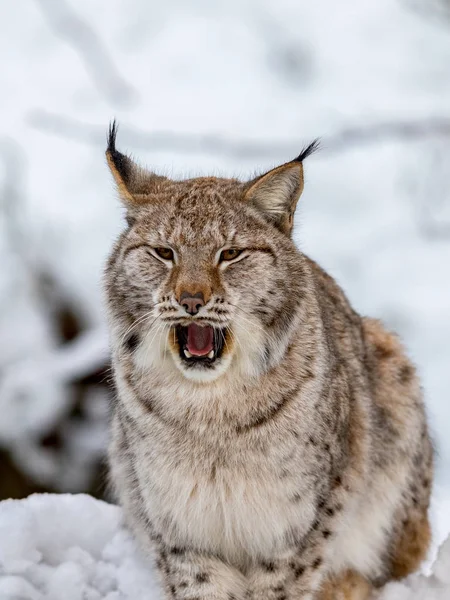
top-left (119, 310), bottom-right (156, 347)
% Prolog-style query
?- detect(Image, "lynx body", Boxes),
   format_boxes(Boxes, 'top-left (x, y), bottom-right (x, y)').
top-left (105, 124), bottom-right (433, 600)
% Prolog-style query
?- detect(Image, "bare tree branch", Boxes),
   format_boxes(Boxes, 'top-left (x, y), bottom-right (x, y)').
top-left (27, 109), bottom-right (450, 160)
top-left (34, 0), bottom-right (137, 108)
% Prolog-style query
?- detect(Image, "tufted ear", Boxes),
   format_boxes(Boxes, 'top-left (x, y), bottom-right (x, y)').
top-left (105, 120), bottom-right (167, 206)
top-left (244, 140), bottom-right (319, 235)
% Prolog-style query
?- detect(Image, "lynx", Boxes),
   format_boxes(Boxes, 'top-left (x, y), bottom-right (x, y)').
top-left (105, 122), bottom-right (433, 600)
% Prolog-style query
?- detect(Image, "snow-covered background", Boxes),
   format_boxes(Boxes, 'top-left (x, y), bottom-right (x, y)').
top-left (0, 0), bottom-right (449, 520)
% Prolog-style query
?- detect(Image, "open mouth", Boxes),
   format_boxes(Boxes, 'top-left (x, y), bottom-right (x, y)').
top-left (175, 323), bottom-right (227, 366)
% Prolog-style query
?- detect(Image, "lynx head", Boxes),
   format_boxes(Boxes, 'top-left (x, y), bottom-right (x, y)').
top-left (105, 122), bottom-right (317, 384)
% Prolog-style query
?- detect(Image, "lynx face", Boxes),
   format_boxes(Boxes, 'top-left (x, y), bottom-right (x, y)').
top-left (105, 123), bottom-right (317, 383)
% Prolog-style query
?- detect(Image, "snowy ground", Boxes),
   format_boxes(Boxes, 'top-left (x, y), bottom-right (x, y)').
top-left (0, 490), bottom-right (450, 600)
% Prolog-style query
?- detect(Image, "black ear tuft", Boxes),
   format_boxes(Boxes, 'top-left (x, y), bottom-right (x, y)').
top-left (106, 120), bottom-right (131, 184)
top-left (107, 119), bottom-right (118, 154)
top-left (293, 139), bottom-right (320, 163)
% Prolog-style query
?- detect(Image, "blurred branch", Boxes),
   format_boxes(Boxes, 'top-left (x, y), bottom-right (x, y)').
top-left (0, 139), bottom-right (29, 256)
top-left (404, 0), bottom-right (450, 25)
top-left (34, 0), bottom-right (137, 108)
top-left (420, 212), bottom-right (450, 239)
top-left (404, 141), bottom-right (450, 239)
top-left (255, 10), bottom-right (313, 87)
top-left (28, 109), bottom-right (450, 159)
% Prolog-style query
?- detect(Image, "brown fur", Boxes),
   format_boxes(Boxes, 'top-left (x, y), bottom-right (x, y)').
top-left (362, 318), bottom-right (433, 582)
top-left (318, 570), bottom-right (373, 600)
top-left (390, 509), bottom-right (431, 580)
top-left (104, 125), bottom-right (433, 600)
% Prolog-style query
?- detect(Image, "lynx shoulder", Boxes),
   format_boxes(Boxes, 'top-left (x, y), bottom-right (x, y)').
top-left (105, 122), bottom-right (433, 600)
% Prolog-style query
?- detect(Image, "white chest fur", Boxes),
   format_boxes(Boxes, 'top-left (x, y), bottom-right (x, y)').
top-left (131, 429), bottom-right (316, 563)
top-left (329, 464), bottom-right (409, 579)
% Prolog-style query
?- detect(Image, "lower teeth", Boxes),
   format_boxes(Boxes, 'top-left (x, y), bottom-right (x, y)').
top-left (183, 349), bottom-right (215, 359)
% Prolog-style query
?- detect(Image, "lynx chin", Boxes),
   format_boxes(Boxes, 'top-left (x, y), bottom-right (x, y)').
top-left (105, 121), bottom-right (433, 600)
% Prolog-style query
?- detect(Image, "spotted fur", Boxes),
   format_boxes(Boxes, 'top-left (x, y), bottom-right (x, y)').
top-left (105, 124), bottom-right (433, 600)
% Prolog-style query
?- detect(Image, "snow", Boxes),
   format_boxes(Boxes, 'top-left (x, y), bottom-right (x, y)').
top-left (0, 490), bottom-right (450, 600)
top-left (0, 494), bottom-right (158, 600)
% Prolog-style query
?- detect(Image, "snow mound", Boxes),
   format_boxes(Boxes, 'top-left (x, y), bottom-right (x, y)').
top-left (0, 494), bottom-right (159, 600)
top-left (0, 493), bottom-right (449, 600)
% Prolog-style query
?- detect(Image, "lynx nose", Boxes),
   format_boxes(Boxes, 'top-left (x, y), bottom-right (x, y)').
top-left (180, 291), bottom-right (205, 315)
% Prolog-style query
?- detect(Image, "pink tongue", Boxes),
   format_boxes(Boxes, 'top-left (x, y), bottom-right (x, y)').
top-left (187, 324), bottom-right (214, 356)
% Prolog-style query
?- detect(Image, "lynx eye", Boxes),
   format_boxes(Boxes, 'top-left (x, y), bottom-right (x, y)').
top-left (154, 247), bottom-right (174, 261)
top-left (220, 248), bottom-right (243, 262)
